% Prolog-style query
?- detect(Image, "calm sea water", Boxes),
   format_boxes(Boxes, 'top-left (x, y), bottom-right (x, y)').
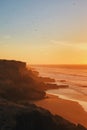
top-left (32, 65), bottom-right (87, 112)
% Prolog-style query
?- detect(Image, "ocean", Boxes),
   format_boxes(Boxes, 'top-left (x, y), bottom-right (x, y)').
top-left (32, 65), bottom-right (87, 112)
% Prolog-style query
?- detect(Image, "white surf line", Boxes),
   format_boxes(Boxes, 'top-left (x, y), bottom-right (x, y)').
top-left (46, 92), bottom-right (87, 112)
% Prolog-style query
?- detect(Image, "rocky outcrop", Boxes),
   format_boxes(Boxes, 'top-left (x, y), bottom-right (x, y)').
top-left (0, 59), bottom-right (87, 130)
top-left (0, 59), bottom-right (68, 101)
top-left (39, 77), bottom-right (55, 82)
top-left (0, 101), bottom-right (86, 130)
top-left (0, 59), bottom-right (46, 101)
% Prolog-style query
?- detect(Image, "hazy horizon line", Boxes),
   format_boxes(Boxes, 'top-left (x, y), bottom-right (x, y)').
top-left (31, 64), bottom-right (87, 65)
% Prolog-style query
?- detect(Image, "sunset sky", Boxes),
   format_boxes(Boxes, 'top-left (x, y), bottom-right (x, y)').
top-left (0, 0), bottom-right (87, 64)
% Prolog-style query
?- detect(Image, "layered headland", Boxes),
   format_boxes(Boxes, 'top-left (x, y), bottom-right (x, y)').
top-left (0, 59), bottom-right (86, 130)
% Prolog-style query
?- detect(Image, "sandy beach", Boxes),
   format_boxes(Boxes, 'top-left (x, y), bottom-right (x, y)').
top-left (34, 94), bottom-right (87, 128)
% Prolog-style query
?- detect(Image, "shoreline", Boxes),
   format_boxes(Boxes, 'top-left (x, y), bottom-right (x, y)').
top-left (46, 89), bottom-right (87, 113)
top-left (34, 93), bottom-right (87, 128)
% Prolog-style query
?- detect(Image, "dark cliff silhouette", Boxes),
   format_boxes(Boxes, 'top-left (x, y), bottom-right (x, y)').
top-left (0, 59), bottom-right (86, 130)
top-left (0, 101), bottom-right (86, 130)
top-left (0, 59), bottom-right (46, 101)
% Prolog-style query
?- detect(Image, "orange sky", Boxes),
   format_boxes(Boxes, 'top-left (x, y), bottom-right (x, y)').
top-left (0, 0), bottom-right (87, 64)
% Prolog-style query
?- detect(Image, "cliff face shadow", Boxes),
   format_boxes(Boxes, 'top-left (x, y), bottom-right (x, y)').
top-left (16, 110), bottom-right (58, 130)
top-left (0, 59), bottom-right (86, 130)
top-left (15, 109), bottom-right (86, 130)
top-left (0, 60), bottom-right (46, 101)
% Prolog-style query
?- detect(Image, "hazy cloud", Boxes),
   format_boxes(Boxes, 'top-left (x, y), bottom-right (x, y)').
top-left (3, 35), bottom-right (11, 40)
top-left (50, 40), bottom-right (87, 50)
top-left (0, 35), bottom-right (12, 45)
top-left (50, 40), bottom-right (87, 45)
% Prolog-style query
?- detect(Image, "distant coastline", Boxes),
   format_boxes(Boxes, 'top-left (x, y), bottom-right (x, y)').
top-left (31, 64), bottom-right (87, 69)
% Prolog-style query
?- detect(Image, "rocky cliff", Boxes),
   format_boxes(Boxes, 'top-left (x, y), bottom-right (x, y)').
top-left (0, 59), bottom-right (86, 130)
top-left (0, 59), bottom-right (45, 101)
top-left (0, 101), bottom-right (86, 130)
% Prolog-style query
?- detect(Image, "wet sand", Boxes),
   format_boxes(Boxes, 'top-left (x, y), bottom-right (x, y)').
top-left (34, 94), bottom-right (87, 128)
